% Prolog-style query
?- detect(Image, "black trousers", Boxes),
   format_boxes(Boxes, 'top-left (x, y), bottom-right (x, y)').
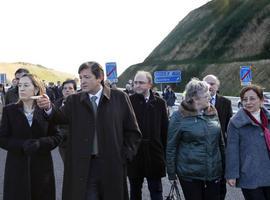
top-left (242, 187), bottom-right (270, 200)
top-left (85, 157), bottom-right (104, 200)
top-left (129, 177), bottom-right (163, 200)
top-left (219, 178), bottom-right (227, 200)
top-left (179, 178), bottom-right (221, 200)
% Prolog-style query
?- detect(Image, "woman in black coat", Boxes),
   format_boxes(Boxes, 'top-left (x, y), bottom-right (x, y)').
top-left (0, 74), bottom-right (63, 200)
top-left (54, 79), bottom-right (77, 162)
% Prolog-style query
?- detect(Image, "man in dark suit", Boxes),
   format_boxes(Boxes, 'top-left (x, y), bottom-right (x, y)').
top-left (203, 74), bottom-right (233, 200)
top-left (37, 61), bottom-right (141, 200)
top-left (128, 71), bottom-right (168, 200)
top-left (5, 68), bottom-right (29, 105)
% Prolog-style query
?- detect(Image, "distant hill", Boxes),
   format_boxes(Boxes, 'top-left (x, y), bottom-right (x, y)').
top-left (118, 0), bottom-right (270, 95)
top-left (0, 62), bottom-right (76, 84)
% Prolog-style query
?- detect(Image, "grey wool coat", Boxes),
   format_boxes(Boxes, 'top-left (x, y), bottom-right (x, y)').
top-left (225, 108), bottom-right (270, 189)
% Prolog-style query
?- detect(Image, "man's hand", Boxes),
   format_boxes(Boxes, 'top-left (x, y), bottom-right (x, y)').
top-left (36, 94), bottom-right (51, 110)
top-left (227, 179), bottom-right (236, 187)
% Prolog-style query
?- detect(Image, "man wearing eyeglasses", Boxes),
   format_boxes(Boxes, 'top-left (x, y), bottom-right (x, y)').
top-left (5, 68), bottom-right (29, 105)
top-left (203, 74), bottom-right (233, 200)
top-left (128, 71), bottom-right (168, 200)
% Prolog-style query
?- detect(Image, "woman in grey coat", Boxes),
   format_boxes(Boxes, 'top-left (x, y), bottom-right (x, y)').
top-left (225, 85), bottom-right (270, 200)
top-left (167, 78), bottom-right (225, 200)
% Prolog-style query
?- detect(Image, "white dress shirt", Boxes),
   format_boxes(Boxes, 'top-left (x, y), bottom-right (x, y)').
top-left (88, 86), bottom-right (103, 106)
top-left (211, 94), bottom-right (217, 105)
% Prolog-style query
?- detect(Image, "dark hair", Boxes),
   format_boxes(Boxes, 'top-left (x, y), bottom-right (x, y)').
top-left (15, 68), bottom-right (29, 75)
top-left (78, 61), bottom-right (104, 84)
top-left (62, 79), bottom-right (77, 91)
top-left (240, 84), bottom-right (264, 100)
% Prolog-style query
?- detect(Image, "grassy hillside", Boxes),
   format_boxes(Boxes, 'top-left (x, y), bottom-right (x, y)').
top-left (145, 0), bottom-right (270, 63)
top-left (118, 60), bottom-right (270, 96)
top-left (0, 62), bottom-right (76, 84)
top-left (119, 0), bottom-right (270, 96)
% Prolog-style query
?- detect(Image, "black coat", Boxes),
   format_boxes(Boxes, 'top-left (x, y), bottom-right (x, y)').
top-left (0, 103), bottom-right (63, 200)
top-left (49, 86), bottom-right (141, 200)
top-left (4, 87), bottom-right (18, 105)
top-left (54, 98), bottom-right (68, 162)
top-left (128, 91), bottom-right (168, 178)
top-left (215, 95), bottom-right (233, 142)
top-left (164, 91), bottom-right (176, 106)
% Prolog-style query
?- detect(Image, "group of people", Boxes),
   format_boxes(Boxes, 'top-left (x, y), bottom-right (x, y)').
top-left (0, 61), bottom-right (270, 200)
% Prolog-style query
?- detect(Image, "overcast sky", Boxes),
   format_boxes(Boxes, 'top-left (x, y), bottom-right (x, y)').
top-left (0, 0), bottom-right (210, 76)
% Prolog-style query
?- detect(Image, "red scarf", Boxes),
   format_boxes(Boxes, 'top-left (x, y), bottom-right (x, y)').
top-left (244, 109), bottom-right (270, 151)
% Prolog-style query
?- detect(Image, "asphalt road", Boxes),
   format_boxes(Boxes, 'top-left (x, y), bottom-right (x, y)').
top-left (0, 148), bottom-right (244, 200)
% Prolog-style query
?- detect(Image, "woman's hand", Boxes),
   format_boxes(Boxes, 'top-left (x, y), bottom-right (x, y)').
top-left (36, 94), bottom-right (51, 111)
top-left (227, 179), bottom-right (236, 187)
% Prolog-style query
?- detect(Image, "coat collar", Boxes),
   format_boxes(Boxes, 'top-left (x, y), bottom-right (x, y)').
top-left (231, 107), bottom-right (270, 128)
top-left (132, 89), bottom-right (157, 103)
top-left (15, 102), bottom-right (44, 124)
top-left (179, 100), bottom-right (218, 117)
top-left (79, 85), bottom-right (111, 103)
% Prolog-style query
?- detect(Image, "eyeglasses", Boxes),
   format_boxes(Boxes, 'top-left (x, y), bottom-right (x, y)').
top-left (134, 81), bottom-right (147, 85)
top-left (207, 82), bottom-right (216, 86)
top-left (242, 97), bottom-right (259, 103)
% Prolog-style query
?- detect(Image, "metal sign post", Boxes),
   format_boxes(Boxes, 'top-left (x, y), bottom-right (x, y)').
top-left (0, 73), bottom-right (6, 84)
top-left (240, 66), bottom-right (252, 86)
top-left (154, 70), bottom-right (181, 84)
top-left (105, 62), bottom-right (118, 83)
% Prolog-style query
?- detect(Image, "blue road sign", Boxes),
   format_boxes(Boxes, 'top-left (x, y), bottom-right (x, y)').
top-left (0, 73), bottom-right (6, 84)
top-left (154, 70), bottom-right (181, 84)
top-left (105, 62), bottom-right (118, 83)
top-left (240, 66), bottom-right (252, 86)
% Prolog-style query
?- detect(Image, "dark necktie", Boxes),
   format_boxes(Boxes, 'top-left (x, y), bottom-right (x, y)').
top-left (91, 96), bottom-right (98, 115)
top-left (90, 96), bottom-right (98, 155)
top-left (210, 97), bottom-right (215, 105)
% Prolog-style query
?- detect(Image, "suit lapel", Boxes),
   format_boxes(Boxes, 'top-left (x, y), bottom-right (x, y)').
top-left (215, 95), bottom-right (221, 108)
top-left (80, 92), bottom-right (95, 113)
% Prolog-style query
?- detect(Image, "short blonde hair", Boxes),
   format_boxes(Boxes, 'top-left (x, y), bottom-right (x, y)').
top-left (184, 78), bottom-right (209, 103)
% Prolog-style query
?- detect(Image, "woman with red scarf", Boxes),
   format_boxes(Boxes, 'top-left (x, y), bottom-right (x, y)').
top-left (225, 85), bottom-right (270, 200)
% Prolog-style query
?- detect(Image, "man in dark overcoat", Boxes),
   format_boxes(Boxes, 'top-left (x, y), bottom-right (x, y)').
top-left (203, 74), bottom-right (233, 200)
top-left (5, 68), bottom-right (29, 105)
top-left (128, 71), bottom-right (168, 200)
top-left (37, 61), bottom-right (142, 200)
